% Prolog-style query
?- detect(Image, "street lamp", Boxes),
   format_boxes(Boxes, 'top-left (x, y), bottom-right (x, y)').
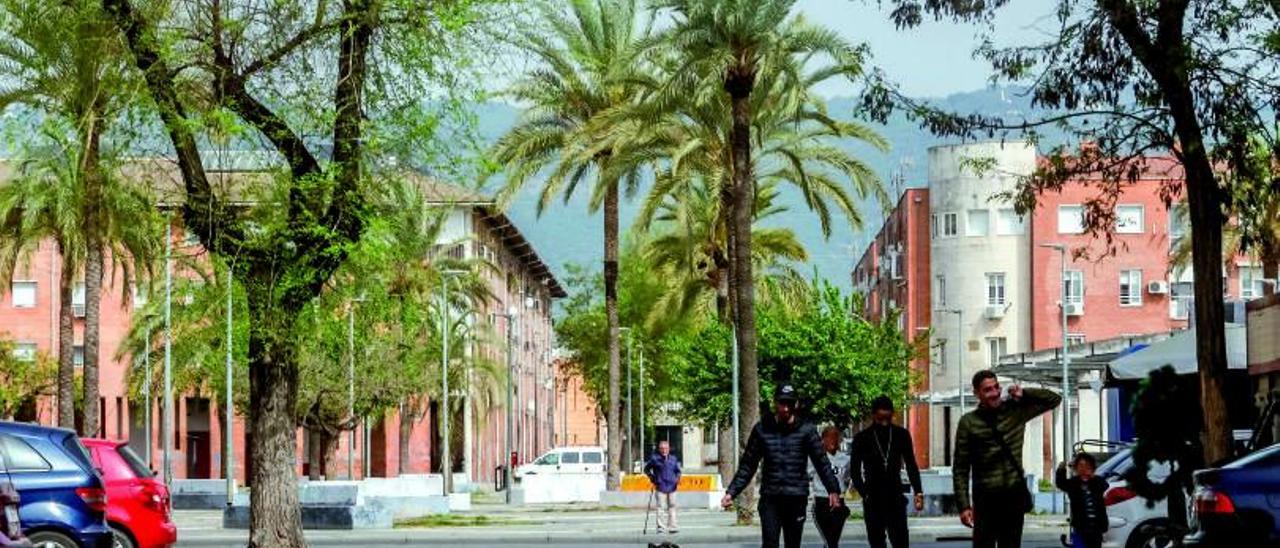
top-left (935, 308), bottom-right (965, 411)
top-left (224, 267), bottom-right (236, 505)
top-left (499, 305), bottom-right (519, 504)
top-left (619, 327), bottom-right (633, 474)
top-left (439, 269), bottom-right (467, 494)
top-left (162, 221), bottom-right (174, 486)
top-left (347, 293), bottom-right (366, 480)
top-left (1040, 242), bottom-right (1072, 463)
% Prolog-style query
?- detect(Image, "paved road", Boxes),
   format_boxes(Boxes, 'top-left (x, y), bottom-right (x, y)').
top-left (179, 542), bottom-right (1067, 547)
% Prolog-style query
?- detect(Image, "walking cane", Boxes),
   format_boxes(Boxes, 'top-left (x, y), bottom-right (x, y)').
top-left (643, 486), bottom-right (656, 534)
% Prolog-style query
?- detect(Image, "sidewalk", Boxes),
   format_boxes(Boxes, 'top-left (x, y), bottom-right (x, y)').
top-left (173, 504), bottom-right (1070, 546)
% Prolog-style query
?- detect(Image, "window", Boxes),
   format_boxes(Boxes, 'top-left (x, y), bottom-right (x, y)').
top-left (987, 337), bottom-right (1008, 367)
top-left (1116, 205), bottom-right (1145, 234)
top-left (1171, 281), bottom-right (1193, 319)
top-left (986, 273), bottom-right (1006, 306)
top-left (1120, 270), bottom-right (1143, 306)
top-left (582, 452), bottom-right (603, 464)
top-left (1067, 334), bottom-right (1087, 347)
top-left (931, 214), bottom-right (938, 238)
top-left (1169, 203), bottom-right (1188, 248)
top-left (72, 282), bottom-right (86, 309)
top-left (1058, 205), bottom-right (1085, 234)
top-left (535, 452), bottom-right (559, 466)
top-left (967, 209), bottom-right (989, 236)
top-left (12, 342), bottom-right (37, 362)
top-left (935, 340), bottom-right (947, 375)
top-left (1, 435), bottom-right (51, 471)
top-left (996, 209), bottom-right (1025, 235)
top-left (11, 281), bottom-right (36, 308)
top-left (1064, 270), bottom-right (1084, 304)
top-left (943, 213), bottom-right (959, 236)
top-left (73, 345), bottom-right (84, 367)
top-left (1241, 266), bottom-right (1265, 299)
top-left (560, 452), bottom-right (581, 464)
top-left (935, 276), bottom-right (947, 307)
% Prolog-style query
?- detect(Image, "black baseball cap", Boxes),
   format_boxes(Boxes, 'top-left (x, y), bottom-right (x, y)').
top-left (774, 384), bottom-right (799, 404)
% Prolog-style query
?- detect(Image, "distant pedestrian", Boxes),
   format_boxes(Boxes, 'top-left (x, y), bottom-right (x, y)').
top-left (1056, 453), bottom-right (1109, 548)
top-left (722, 385), bottom-right (841, 548)
top-left (850, 396), bottom-right (924, 548)
top-left (808, 426), bottom-right (852, 548)
top-left (954, 370), bottom-right (1062, 548)
top-left (645, 440), bottom-right (682, 534)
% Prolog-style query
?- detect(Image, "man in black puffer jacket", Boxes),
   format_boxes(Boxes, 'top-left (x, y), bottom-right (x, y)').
top-left (722, 385), bottom-right (841, 548)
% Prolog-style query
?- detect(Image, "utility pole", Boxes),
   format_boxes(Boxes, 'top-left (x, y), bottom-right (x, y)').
top-left (144, 327), bottom-right (151, 469)
top-left (162, 221), bottom-right (173, 486)
top-left (440, 270), bottom-right (465, 494)
top-left (639, 348), bottom-right (645, 459)
top-left (936, 308), bottom-right (965, 412)
top-left (503, 306), bottom-right (518, 504)
top-left (347, 302), bottom-right (355, 480)
top-left (1041, 243), bottom-right (1072, 462)
top-left (621, 328), bottom-right (633, 473)
top-left (225, 268), bottom-right (235, 505)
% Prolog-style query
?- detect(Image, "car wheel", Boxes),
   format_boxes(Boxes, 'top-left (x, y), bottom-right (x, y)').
top-left (110, 524), bottom-right (137, 548)
top-left (26, 531), bottom-right (78, 548)
top-left (1127, 523), bottom-right (1182, 548)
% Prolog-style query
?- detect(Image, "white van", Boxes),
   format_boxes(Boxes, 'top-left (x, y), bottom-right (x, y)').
top-left (514, 446), bottom-right (606, 480)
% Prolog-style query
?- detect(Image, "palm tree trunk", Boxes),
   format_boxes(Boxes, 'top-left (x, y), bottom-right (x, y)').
top-left (82, 124), bottom-right (103, 438)
top-left (729, 86), bottom-right (759, 523)
top-left (604, 176), bottom-right (623, 491)
top-left (399, 399), bottom-right (414, 475)
top-left (247, 305), bottom-right (304, 548)
top-left (56, 241), bottom-right (75, 429)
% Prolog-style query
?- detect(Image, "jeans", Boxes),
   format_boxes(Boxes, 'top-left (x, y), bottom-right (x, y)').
top-left (759, 495), bottom-right (809, 548)
top-left (864, 492), bottom-right (909, 548)
top-left (973, 488), bottom-right (1025, 548)
top-left (812, 497), bottom-right (849, 548)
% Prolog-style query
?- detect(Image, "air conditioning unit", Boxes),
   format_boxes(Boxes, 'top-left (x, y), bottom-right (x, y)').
top-left (72, 304), bottom-right (86, 318)
top-left (1147, 281), bottom-right (1169, 295)
top-left (1064, 302), bottom-right (1084, 316)
top-left (985, 305), bottom-right (1005, 319)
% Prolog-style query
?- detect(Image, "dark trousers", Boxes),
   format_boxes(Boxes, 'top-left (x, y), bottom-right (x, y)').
top-left (1075, 531), bottom-right (1103, 548)
top-left (972, 489), bottom-right (1025, 548)
top-left (864, 492), bottom-right (909, 548)
top-left (759, 495), bottom-right (809, 548)
top-left (812, 497), bottom-right (849, 548)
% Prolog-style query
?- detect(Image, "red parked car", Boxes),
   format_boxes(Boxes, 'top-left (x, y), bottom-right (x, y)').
top-left (81, 440), bottom-right (175, 548)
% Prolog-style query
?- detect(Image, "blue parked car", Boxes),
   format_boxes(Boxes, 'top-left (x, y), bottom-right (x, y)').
top-left (1185, 441), bottom-right (1280, 547)
top-left (0, 422), bottom-right (111, 548)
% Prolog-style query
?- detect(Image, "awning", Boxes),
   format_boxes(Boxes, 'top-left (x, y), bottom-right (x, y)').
top-left (1108, 325), bottom-right (1248, 380)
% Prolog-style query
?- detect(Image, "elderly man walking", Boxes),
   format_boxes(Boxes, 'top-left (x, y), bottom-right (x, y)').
top-left (645, 440), bottom-right (682, 534)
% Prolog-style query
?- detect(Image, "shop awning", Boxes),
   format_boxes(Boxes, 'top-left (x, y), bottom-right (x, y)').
top-left (1108, 325), bottom-right (1248, 380)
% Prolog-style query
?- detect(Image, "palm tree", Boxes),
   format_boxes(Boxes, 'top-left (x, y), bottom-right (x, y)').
top-left (648, 0), bottom-right (877, 518)
top-left (490, 0), bottom-right (651, 490)
top-left (0, 0), bottom-right (144, 436)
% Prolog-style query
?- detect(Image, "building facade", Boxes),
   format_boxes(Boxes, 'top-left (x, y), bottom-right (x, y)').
top-left (0, 165), bottom-right (568, 487)
top-left (854, 142), bottom-right (1250, 476)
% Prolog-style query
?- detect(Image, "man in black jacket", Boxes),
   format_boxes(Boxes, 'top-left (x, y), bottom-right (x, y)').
top-left (722, 385), bottom-right (841, 548)
top-left (850, 396), bottom-right (924, 548)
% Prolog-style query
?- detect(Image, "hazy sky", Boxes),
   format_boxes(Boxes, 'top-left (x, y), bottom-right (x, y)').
top-left (795, 0), bottom-right (1060, 98)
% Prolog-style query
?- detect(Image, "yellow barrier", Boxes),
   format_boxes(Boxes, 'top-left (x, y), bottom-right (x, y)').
top-left (620, 474), bottom-right (719, 492)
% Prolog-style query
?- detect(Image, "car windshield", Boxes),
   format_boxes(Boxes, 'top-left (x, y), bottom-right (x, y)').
top-left (116, 445), bottom-right (154, 478)
top-left (1096, 448), bottom-right (1133, 478)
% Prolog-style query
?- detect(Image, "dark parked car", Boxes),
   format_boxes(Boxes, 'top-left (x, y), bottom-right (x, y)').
top-left (0, 422), bottom-right (111, 548)
top-left (1185, 441), bottom-right (1280, 547)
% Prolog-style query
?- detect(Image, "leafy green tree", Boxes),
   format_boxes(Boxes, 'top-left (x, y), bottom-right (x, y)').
top-left (490, 0), bottom-right (653, 490)
top-left (868, 0), bottom-right (1280, 464)
top-left (101, 0), bottom-right (489, 541)
top-left (0, 336), bottom-right (57, 421)
top-left (650, 3), bottom-right (880, 497)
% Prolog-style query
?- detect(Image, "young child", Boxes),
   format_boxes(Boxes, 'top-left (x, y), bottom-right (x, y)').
top-left (1056, 452), bottom-right (1110, 548)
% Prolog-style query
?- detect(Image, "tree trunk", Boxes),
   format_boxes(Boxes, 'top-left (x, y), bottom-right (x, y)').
top-left (217, 407), bottom-right (230, 481)
top-left (82, 124), bottom-right (103, 438)
top-left (398, 400), bottom-right (415, 476)
top-left (56, 241), bottom-right (75, 430)
top-left (729, 87), bottom-right (759, 524)
top-left (1262, 242), bottom-right (1278, 297)
top-left (307, 429), bottom-right (323, 481)
top-left (716, 423), bottom-right (733, 491)
top-left (247, 310), bottom-right (304, 548)
top-left (604, 177), bottom-right (623, 491)
top-left (1167, 90), bottom-right (1232, 466)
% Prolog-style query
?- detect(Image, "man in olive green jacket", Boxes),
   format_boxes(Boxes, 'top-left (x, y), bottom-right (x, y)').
top-left (953, 369), bottom-right (1062, 548)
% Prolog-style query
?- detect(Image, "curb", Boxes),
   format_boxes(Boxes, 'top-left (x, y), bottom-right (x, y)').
top-left (175, 530), bottom-right (1067, 546)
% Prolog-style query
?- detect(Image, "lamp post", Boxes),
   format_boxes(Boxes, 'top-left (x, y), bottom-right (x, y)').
top-left (439, 270), bottom-right (466, 494)
top-left (162, 221), bottom-right (173, 486)
top-left (144, 327), bottom-right (152, 469)
top-left (500, 306), bottom-right (519, 504)
top-left (225, 268), bottom-right (235, 505)
top-left (346, 294), bottom-right (366, 480)
top-left (638, 348), bottom-right (645, 459)
top-left (620, 327), bottom-right (633, 474)
top-left (936, 308), bottom-right (965, 411)
top-left (1041, 243), bottom-right (1072, 462)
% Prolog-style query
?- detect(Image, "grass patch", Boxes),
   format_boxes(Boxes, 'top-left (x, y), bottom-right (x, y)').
top-left (539, 505), bottom-right (629, 513)
top-left (394, 514), bottom-right (529, 528)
